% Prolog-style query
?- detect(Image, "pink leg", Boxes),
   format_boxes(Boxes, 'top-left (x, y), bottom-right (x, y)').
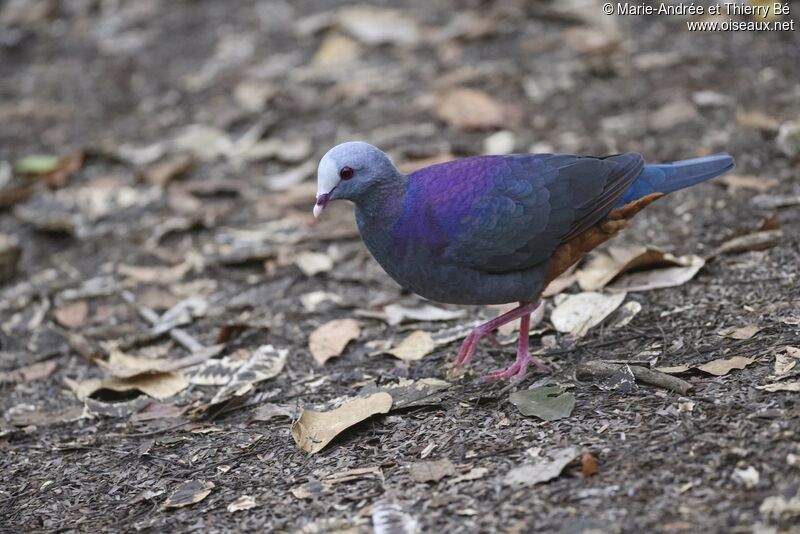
top-left (453, 301), bottom-right (541, 369)
top-left (484, 306), bottom-right (548, 381)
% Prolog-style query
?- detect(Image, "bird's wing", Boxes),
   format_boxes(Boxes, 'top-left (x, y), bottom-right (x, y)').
top-left (404, 153), bottom-right (644, 274)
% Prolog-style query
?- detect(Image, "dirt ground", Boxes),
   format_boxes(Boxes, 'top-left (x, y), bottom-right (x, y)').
top-left (1, 0), bottom-right (799, 532)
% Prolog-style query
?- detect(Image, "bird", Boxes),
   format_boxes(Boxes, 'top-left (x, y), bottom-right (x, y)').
top-left (313, 142), bottom-right (734, 380)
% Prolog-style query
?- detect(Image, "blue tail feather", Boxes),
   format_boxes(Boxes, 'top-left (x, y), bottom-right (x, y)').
top-left (616, 153), bottom-right (734, 207)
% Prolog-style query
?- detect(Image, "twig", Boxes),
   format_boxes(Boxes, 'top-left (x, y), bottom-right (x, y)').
top-left (576, 360), bottom-right (693, 395)
top-left (121, 290), bottom-right (204, 352)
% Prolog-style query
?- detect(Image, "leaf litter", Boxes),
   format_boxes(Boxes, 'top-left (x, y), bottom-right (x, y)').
top-left (509, 385), bottom-right (576, 421)
top-left (503, 446), bottom-right (579, 487)
top-left (309, 318), bottom-right (361, 364)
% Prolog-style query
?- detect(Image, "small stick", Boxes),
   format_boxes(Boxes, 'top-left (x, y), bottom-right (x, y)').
top-left (121, 290), bottom-right (204, 353)
top-left (576, 360), bottom-right (694, 395)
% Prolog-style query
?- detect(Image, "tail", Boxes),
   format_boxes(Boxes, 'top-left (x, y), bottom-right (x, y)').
top-left (616, 153), bottom-right (734, 207)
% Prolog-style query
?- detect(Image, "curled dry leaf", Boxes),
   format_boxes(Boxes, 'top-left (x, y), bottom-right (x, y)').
top-left (100, 346), bottom-right (223, 379)
top-left (291, 392), bottom-right (393, 454)
top-left (503, 446), bottom-right (579, 487)
top-left (576, 245), bottom-right (702, 292)
top-left (117, 261), bottom-right (193, 284)
top-left (161, 480), bottom-right (214, 510)
top-left (581, 452), bottom-right (599, 477)
top-left (434, 88), bottom-right (512, 130)
top-left (386, 330), bottom-right (435, 362)
top-left (210, 345), bottom-right (288, 404)
top-left (0, 360), bottom-right (58, 384)
top-left (550, 291), bottom-right (626, 337)
top-left (71, 372), bottom-right (189, 401)
top-left (309, 318), bottom-right (361, 364)
top-left (719, 324), bottom-right (761, 340)
top-left (227, 495), bottom-right (257, 513)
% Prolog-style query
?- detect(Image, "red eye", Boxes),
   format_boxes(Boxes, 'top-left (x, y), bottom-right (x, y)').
top-left (339, 166), bottom-right (354, 180)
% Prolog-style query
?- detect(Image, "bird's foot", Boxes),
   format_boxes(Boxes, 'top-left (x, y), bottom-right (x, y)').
top-left (484, 351), bottom-right (548, 382)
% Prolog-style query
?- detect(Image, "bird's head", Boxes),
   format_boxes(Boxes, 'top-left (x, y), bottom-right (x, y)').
top-left (313, 141), bottom-right (397, 218)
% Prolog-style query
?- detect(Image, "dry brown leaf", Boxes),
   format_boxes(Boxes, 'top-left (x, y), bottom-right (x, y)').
top-left (309, 319), bottom-right (361, 364)
top-left (434, 88), bottom-right (511, 130)
top-left (99, 347), bottom-right (223, 379)
top-left (0, 360), bottom-right (58, 384)
top-left (409, 458), bottom-right (456, 482)
top-left (736, 110), bottom-right (780, 131)
top-left (717, 174), bottom-right (779, 194)
top-left (542, 271), bottom-right (577, 298)
top-left (550, 291), bottom-right (627, 337)
top-left (719, 325), bottom-right (762, 340)
top-left (696, 356), bottom-right (757, 376)
top-left (291, 392), bottom-right (393, 454)
top-left (53, 300), bottom-right (89, 329)
top-left (581, 452), bottom-right (599, 477)
top-left (161, 480), bottom-right (214, 510)
top-left (145, 153), bottom-right (193, 187)
top-left (386, 330), bottom-right (435, 362)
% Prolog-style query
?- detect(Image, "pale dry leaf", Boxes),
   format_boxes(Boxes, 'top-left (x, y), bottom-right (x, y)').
top-left (312, 33), bottom-right (361, 67)
top-left (210, 345), bottom-right (288, 404)
top-left (386, 330), bottom-right (435, 362)
top-left (294, 251), bottom-right (333, 276)
top-left (53, 300), bottom-right (89, 329)
top-left (576, 246), bottom-right (699, 291)
top-left (550, 291), bottom-right (627, 337)
top-left (309, 318), bottom-right (361, 364)
top-left (757, 381), bottom-right (800, 392)
top-left (117, 261), bottom-right (193, 284)
top-left (719, 324), bottom-right (762, 340)
top-left (185, 356), bottom-right (245, 386)
top-left (409, 458), bottom-right (456, 482)
top-left (434, 88), bottom-right (509, 130)
top-left (773, 346), bottom-right (800, 377)
top-left (542, 272), bottom-right (577, 298)
top-left (161, 480), bottom-right (214, 510)
top-left (655, 364), bottom-right (692, 374)
top-left (337, 5), bottom-right (420, 46)
top-left (503, 446), bottom-right (579, 487)
top-left (383, 303), bottom-right (465, 326)
top-left (608, 301), bottom-right (642, 329)
top-left (696, 356), bottom-right (757, 376)
top-left (227, 495), bottom-right (257, 513)
top-left (717, 174), bottom-right (779, 193)
top-left (291, 392), bottom-right (393, 454)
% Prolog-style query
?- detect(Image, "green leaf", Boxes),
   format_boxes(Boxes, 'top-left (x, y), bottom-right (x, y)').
top-left (14, 155), bottom-right (60, 175)
top-left (509, 385), bottom-right (575, 421)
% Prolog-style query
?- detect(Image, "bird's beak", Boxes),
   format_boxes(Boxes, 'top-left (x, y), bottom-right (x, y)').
top-left (313, 192), bottom-right (330, 219)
